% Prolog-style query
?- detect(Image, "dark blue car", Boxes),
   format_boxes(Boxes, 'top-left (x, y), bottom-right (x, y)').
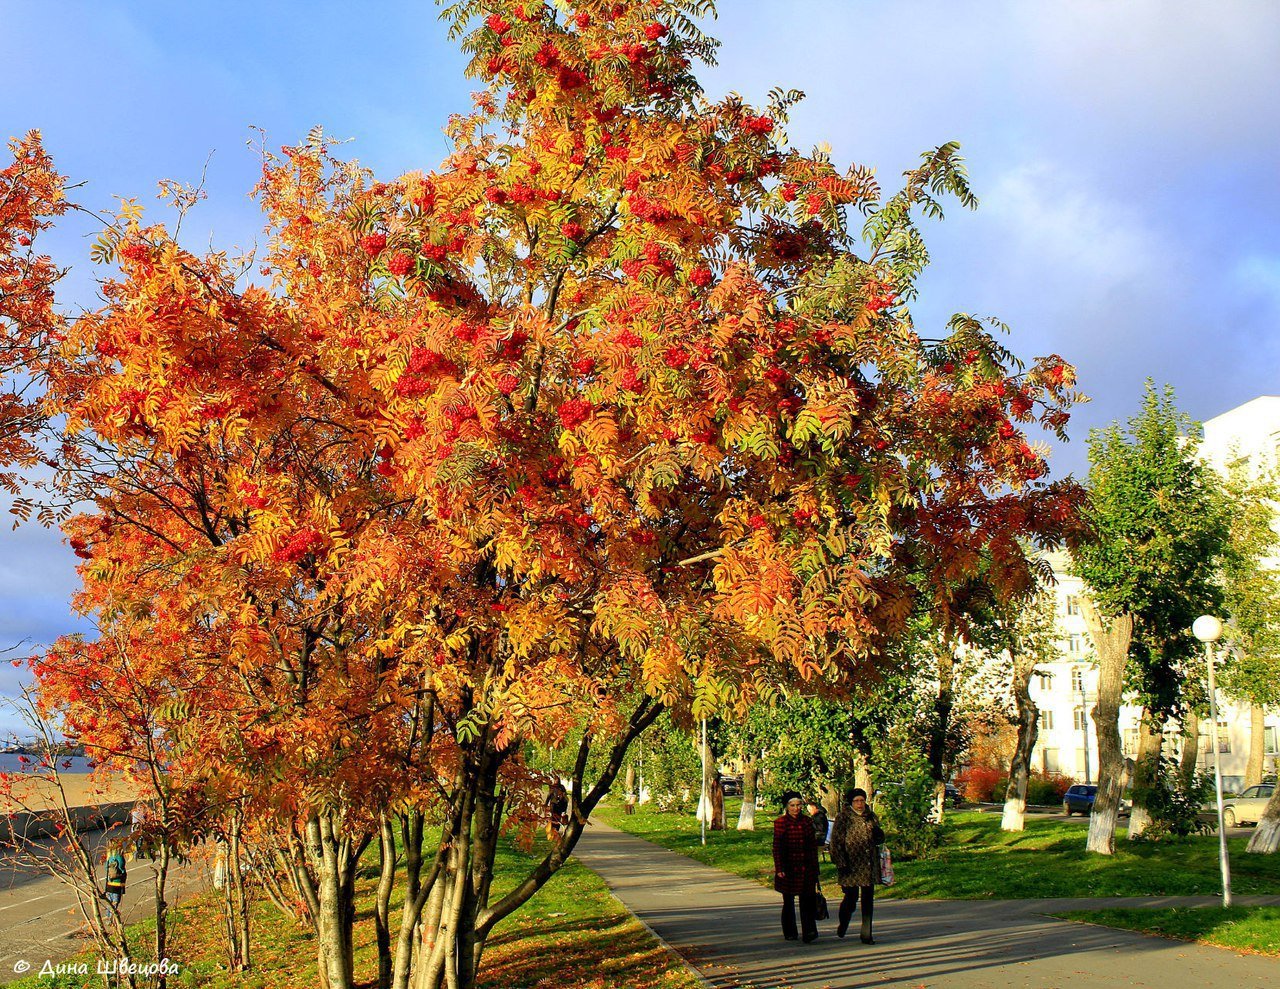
top-left (1062, 784), bottom-right (1097, 815)
top-left (1063, 784), bottom-right (1131, 816)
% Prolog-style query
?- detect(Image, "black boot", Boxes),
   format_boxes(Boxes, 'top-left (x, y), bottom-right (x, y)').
top-left (860, 886), bottom-right (875, 943)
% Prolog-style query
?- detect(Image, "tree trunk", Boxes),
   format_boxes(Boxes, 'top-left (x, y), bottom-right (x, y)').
top-left (1245, 704), bottom-right (1266, 788)
top-left (307, 810), bottom-right (364, 989)
top-left (375, 816), bottom-right (397, 989)
top-left (1002, 651), bottom-right (1040, 832)
top-left (149, 840), bottom-right (171, 988)
top-left (737, 757), bottom-right (758, 830)
top-left (1082, 600), bottom-right (1132, 855)
top-left (1246, 784), bottom-right (1280, 854)
top-left (928, 640), bottom-right (955, 788)
top-left (1127, 712), bottom-right (1164, 839)
top-left (1178, 709), bottom-right (1200, 791)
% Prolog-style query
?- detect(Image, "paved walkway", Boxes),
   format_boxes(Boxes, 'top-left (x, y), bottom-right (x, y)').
top-left (0, 833), bottom-right (208, 979)
top-left (573, 823), bottom-right (1280, 989)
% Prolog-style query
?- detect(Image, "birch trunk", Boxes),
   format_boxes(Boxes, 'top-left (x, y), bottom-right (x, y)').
top-left (1082, 600), bottom-right (1132, 855)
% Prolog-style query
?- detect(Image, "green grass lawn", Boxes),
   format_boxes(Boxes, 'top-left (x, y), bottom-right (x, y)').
top-left (7, 836), bottom-right (700, 989)
top-left (595, 799), bottom-right (1280, 899)
top-left (1053, 906), bottom-right (1280, 956)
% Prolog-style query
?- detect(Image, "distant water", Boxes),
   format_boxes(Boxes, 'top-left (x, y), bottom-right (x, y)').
top-left (0, 754), bottom-right (94, 774)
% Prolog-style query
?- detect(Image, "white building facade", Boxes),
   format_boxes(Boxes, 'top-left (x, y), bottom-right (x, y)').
top-left (1026, 396), bottom-right (1280, 790)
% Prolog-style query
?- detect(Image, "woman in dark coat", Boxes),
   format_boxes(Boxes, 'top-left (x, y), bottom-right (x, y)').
top-left (772, 791), bottom-right (820, 942)
top-left (829, 787), bottom-right (884, 943)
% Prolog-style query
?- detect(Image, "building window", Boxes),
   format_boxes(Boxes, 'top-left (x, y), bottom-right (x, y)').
top-left (1036, 673), bottom-right (1053, 692)
top-left (1070, 667), bottom-right (1085, 693)
top-left (1042, 748), bottom-right (1060, 774)
top-left (1065, 595), bottom-right (1081, 616)
top-left (1038, 710), bottom-right (1054, 731)
top-left (1067, 635), bottom-right (1083, 655)
top-left (1265, 726), bottom-right (1277, 756)
top-left (1123, 728), bottom-right (1140, 756)
top-left (1200, 723), bottom-right (1231, 754)
top-left (1073, 708), bottom-right (1088, 731)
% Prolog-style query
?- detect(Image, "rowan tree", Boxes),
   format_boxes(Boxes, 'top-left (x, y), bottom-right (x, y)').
top-left (13, 1), bottom-right (1086, 986)
top-left (0, 132), bottom-right (65, 494)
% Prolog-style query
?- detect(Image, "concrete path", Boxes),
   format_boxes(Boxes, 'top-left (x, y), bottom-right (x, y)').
top-left (573, 822), bottom-right (1280, 989)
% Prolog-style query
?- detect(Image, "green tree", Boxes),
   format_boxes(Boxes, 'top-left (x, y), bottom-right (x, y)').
top-left (1072, 382), bottom-right (1231, 852)
top-left (1213, 460), bottom-right (1280, 854)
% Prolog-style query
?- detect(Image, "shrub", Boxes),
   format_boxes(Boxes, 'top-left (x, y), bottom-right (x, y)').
top-left (955, 765), bottom-right (1003, 802)
top-left (872, 741), bottom-right (941, 857)
top-left (1134, 761), bottom-right (1213, 841)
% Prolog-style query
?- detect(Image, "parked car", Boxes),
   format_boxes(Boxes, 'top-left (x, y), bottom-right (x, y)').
top-left (944, 782), bottom-right (963, 808)
top-left (1062, 784), bottom-right (1132, 816)
top-left (1062, 784), bottom-right (1097, 815)
top-left (719, 775), bottom-right (743, 797)
top-left (1210, 783), bottom-right (1276, 827)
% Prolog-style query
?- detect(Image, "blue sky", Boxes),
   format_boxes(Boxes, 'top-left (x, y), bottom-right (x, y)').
top-left (2, 1), bottom-right (1278, 729)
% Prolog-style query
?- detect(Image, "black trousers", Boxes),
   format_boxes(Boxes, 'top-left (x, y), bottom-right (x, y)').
top-left (781, 891), bottom-right (818, 940)
top-left (837, 885), bottom-right (874, 938)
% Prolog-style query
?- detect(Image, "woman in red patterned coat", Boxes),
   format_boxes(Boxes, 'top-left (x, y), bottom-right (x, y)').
top-left (773, 791), bottom-right (820, 942)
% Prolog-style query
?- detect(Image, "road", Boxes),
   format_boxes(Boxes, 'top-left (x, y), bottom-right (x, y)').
top-left (0, 831), bottom-right (208, 981)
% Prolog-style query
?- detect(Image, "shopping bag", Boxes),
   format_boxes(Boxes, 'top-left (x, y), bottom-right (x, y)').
top-left (878, 845), bottom-right (894, 886)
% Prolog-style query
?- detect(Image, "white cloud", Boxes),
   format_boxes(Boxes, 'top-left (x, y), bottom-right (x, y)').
top-left (983, 162), bottom-right (1161, 285)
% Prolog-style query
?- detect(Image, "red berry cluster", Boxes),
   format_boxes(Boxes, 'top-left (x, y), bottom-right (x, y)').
top-left (557, 397), bottom-right (594, 429)
top-left (743, 115), bottom-right (774, 135)
top-left (273, 527), bottom-right (325, 564)
top-left (387, 251), bottom-right (414, 277)
top-left (361, 233), bottom-right (387, 255)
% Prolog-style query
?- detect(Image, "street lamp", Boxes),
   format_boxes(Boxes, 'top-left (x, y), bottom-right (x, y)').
top-left (1193, 614), bottom-right (1232, 909)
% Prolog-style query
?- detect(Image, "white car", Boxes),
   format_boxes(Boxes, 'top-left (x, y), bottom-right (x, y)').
top-left (1218, 784), bottom-right (1275, 827)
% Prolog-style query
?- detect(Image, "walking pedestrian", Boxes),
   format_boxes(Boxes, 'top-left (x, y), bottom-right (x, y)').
top-left (104, 841), bottom-right (127, 915)
top-left (772, 790), bottom-right (820, 943)
top-left (829, 787), bottom-right (884, 943)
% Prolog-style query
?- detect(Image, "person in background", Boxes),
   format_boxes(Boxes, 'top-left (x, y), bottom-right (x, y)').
top-left (807, 800), bottom-right (831, 847)
top-left (545, 780), bottom-right (569, 840)
top-left (829, 787), bottom-right (884, 943)
top-left (104, 841), bottom-right (127, 915)
top-left (772, 791), bottom-right (820, 943)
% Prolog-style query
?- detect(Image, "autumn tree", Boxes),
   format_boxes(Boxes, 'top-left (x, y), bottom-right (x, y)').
top-left (12, 1), bottom-right (1085, 986)
top-left (0, 132), bottom-right (65, 494)
top-left (1073, 383), bottom-right (1230, 850)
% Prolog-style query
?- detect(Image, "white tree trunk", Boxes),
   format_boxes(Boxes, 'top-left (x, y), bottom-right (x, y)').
top-left (1246, 784), bottom-right (1280, 854)
top-left (737, 759), bottom-right (758, 830)
top-left (1082, 601), bottom-right (1132, 855)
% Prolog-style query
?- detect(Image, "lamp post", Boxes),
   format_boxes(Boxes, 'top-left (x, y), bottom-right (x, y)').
top-left (1193, 615), bottom-right (1232, 909)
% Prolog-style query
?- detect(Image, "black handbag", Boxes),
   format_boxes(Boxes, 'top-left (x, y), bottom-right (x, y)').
top-left (814, 883), bottom-right (830, 920)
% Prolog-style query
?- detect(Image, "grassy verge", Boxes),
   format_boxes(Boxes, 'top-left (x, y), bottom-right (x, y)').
top-left (1052, 906), bottom-right (1280, 955)
top-left (595, 800), bottom-right (1280, 899)
top-left (7, 837), bottom-right (700, 989)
